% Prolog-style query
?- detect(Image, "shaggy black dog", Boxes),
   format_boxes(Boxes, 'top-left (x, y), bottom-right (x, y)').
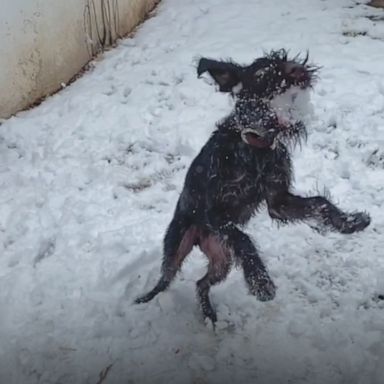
top-left (135, 50), bottom-right (371, 324)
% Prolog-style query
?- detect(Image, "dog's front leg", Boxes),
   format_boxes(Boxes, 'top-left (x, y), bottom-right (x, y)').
top-left (205, 208), bottom-right (276, 303)
top-left (266, 190), bottom-right (371, 234)
top-left (223, 224), bottom-right (276, 301)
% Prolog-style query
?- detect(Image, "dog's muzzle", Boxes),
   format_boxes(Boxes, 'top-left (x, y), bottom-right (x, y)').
top-left (240, 129), bottom-right (278, 149)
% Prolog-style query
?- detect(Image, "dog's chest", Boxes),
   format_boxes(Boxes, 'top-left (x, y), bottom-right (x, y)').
top-left (220, 164), bottom-right (265, 204)
top-left (219, 146), bottom-right (288, 204)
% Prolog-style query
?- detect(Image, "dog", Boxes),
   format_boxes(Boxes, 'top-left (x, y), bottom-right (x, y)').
top-left (135, 50), bottom-right (371, 324)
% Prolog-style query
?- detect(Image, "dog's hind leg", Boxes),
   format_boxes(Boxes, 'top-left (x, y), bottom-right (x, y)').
top-left (197, 233), bottom-right (232, 324)
top-left (135, 214), bottom-right (197, 304)
top-left (197, 227), bottom-right (275, 324)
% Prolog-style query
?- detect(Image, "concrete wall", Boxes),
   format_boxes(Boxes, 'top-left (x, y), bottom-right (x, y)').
top-left (0, 0), bottom-right (158, 119)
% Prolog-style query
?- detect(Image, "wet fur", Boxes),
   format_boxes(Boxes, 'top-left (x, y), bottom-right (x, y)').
top-left (135, 50), bottom-right (371, 324)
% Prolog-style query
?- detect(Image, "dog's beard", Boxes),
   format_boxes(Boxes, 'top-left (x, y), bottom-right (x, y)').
top-left (276, 120), bottom-right (307, 150)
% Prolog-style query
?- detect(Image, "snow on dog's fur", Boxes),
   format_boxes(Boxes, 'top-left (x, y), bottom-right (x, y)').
top-left (135, 50), bottom-right (371, 325)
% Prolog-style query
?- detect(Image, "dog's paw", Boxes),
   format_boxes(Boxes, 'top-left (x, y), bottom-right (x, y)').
top-left (202, 306), bottom-right (217, 329)
top-left (256, 279), bottom-right (276, 302)
top-left (339, 211), bottom-right (371, 234)
top-left (248, 275), bottom-right (276, 302)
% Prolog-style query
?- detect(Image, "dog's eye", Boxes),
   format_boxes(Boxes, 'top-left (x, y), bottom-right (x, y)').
top-left (289, 67), bottom-right (301, 75)
top-left (285, 63), bottom-right (303, 76)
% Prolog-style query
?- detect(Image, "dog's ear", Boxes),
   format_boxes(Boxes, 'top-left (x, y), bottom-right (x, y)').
top-left (197, 58), bottom-right (241, 92)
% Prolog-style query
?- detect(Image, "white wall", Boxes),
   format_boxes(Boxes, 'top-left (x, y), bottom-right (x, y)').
top-left (0, 0), bottom-right (158, 119)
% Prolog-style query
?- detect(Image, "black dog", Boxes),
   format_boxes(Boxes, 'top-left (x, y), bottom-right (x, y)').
top-left (135, 50), bottom-right (371, 324)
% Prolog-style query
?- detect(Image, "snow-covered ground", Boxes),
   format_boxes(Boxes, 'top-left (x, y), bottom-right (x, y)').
top-left (1, 0), bottom-right (384, 383)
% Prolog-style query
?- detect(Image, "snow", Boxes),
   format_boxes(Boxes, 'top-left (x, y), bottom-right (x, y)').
top-left (1, 0), bottom-right (384, 383)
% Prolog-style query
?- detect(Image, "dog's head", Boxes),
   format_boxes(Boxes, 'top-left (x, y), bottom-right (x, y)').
top-left (197, 49), bottom-right (318, 99)
top-left (197, 49), bottom-right (319, 148)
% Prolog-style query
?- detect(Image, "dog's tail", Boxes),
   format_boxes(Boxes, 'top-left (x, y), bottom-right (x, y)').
top-left (135, 213), bottom-right (197, 304)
